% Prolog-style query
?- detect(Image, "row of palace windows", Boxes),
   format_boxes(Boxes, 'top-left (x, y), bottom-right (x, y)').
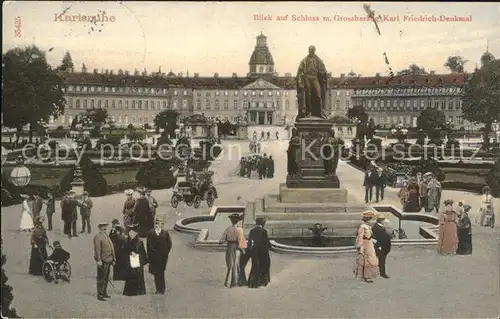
top-left (330, 99), bottom-right (350, 110)
top-left (54, 114), bottom-right (151, 125)
top-left (67, 98), bottom-right (189, 110)
top-left (361, 99), bottom-right (462, 111)
top-left (354, 87), bottom-right (462, 95)
top-left (195, 100), bottom-right (292, 110)
top-left (67, 85), bottom-right (189, 96)
top-left (195, 90), bottom-right (290, 97)
top-left (373, 115), bottom-right (464, 126)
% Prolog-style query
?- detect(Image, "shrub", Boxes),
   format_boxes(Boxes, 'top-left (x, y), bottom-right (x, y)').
top-left (486, 158), bottom-right (500, 197)
top-left (56, 125), bottom-right (65, 131)
top-left (413, 158), bottom-right (445, 181)
top-left (60, 154), bottom-right (108, 196)
top-left (128, 130), bottom-right (146, 142)
top-left (445, 138), bottom-right (460, 149)
top-left (1, 237), bottom-right (20, 318)
top-left (135, 159), bottom-right (177, 190)
top-left (96, 136), bottom-right (122, 149)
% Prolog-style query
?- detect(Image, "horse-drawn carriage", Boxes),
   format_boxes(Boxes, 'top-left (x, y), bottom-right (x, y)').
top-left (171, 171), bottom-right (217, 208)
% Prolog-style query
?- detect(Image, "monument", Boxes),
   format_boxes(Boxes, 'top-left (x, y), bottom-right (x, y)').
top-left (243, 46), bottom-right (364, 239)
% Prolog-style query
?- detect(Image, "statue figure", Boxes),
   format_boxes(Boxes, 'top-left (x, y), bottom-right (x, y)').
top-left (287, 127), bottom-right (301, 177)
top-left (296, 46), bottom-right (328, 119)
top-left (309, 223), bottom-right (328, 247)
top-left (322, 128), bottom-right (342, 177)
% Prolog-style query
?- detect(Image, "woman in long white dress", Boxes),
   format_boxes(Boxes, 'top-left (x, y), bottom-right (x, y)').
top-left (19, 194), bottom-right (34, 232)
top-left (477, 186), bottom-right (495, 227)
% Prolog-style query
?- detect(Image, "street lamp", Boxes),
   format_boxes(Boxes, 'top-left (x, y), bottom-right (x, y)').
top-left (9, 156), bottom-right (31, 187)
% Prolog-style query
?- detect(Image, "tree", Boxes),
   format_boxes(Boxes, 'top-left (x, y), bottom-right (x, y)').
top-left (417, 108), bottom-right (446, 144)
top-left (366, 118), bottom-right (376, 139)
top-left (1, 237), bottom-right (20, 318)
top-left (347, 104), bottom-right (369, 139)
top-left (58, 51), bottom-right (74, 71)
top-left (80, 108), bottom-right (110, 131)
top-left (486, 158), bottom-right (500, 197)
top-left (461, 60), bottom-right (500, 149)
top-left (2, 46), bottom-right (66, 142)
top-left (397, 64), bottom-right (428, 76)
top-left (153, 110), bottom-right (180, 137)
top-left (444, 56), bottom-right (468, 73)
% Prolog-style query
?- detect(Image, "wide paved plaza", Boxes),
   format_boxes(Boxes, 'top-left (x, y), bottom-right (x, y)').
top-left (1, 141), bottom-right (499, 318)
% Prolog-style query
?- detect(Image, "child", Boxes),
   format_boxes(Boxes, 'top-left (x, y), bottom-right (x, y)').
top-left (483, 204), bottom-right (495, 228)
top-left (47, 241), bottom-right (71, 283)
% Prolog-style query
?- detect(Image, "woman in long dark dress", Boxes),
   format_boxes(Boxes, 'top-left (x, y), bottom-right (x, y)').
top-left (109, 221), bottom-right (128, 281)
top-left (405, 177), bottom-right (420, 212)
top-left (456, 204), bottom-right (473, 255)
top-left (134, 189), bottom-right (154, 238)
top-left (122, 224), bottom-right (148, 296)
top-left (266, 156), bottom-right (275, 178)
top-left (247, 218), bottom-right (271, 288)
top-left (29, 216), bottom-right (49, 276)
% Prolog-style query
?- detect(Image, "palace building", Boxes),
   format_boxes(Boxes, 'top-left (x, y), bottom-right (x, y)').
top-left (52, 33), bottom-right (488, 130)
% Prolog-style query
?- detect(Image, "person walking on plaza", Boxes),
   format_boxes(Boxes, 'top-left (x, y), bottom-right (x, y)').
top-left (79, 191), bottom-right (93, 234)
top-left (363, 167), bottom-right (376, 203)
top-left (247, 217), bottom-right (271, 288)
top-left (61, 191), bottom-right (78, 238)
top-left (426, 174), bottom-right (442, 214)
top-left (219, 213), bottom-right (243, 288)
top-left (122, 224), bottom-right (148, 296)
top-left (146, 189), bottom-right (158, 217)
top-left (266, 155), bottom-right (275, 178)
top-left (456, 204), bottom-right (473, 255)
top-left (93, 222), bottom-right (115, 301)
top-left (28, 216), bottom-right (49, 276)
top-left (19, 194), bottom-right (34, 232)
top-left (353, 211), bottom-right (379, 283)
top-left (146, 215), bottom-right (172, 295)
top-left (397, 181), bottom-right (409, 211)
top-left (477, 186), bottom-right (495, 227)
top-left (437, 199), bottom-right (459, 255)
top-left (372, 213), bottom-right (392, 279)
top-left (258, 154), bottom-right (268, 179)
top-left (374, 167), bottom-right (386, 203)
top-left (31, 192), bottom-right (43, 220)
top-left (405, 176), bottom-right (421, 212)
top-left (109, 219), bottom-right (127, 281)
top-left (122, 189), bottom-right (136, 236)
top-left (135, 188), bottom-right (154, 238)
top-left (44, 192), bottom-right (55, 231)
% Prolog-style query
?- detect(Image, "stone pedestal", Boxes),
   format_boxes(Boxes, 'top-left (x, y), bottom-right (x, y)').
top-left (286, 117), bottom-right (339, 188)
top-left (70, 164), bottom-right (85, 195)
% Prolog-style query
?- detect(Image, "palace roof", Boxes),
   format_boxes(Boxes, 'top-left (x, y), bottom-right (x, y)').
top-left (58, 72), bottom-right (469, 90)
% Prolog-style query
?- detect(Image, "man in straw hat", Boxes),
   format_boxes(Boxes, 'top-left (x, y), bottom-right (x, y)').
top-left (93, 221), bottom-right (115, 301)
top-left (61, 190), bottom-right (78, 238)
top-left (146, 215), bottom-right (172, 295)
top-left (372, 213), bottom-right (392, 279)
top-left (219, 213), bottom-right (244, 288)
top-left (79, 191), bottom-right (93, 234)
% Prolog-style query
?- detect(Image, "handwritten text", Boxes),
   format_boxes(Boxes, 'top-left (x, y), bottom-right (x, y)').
top-left (14, 16), bottom-right (21, 38)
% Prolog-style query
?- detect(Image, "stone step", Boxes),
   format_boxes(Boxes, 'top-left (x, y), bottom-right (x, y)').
top-left (301, 168), bottom-right (325, 177)
top-left (264, 220), bottom-right (361, 229)
top-left (279, 184), bottom-right (348, 203)
top-left (255, 212), bottom-right (362, 221)
top-left (266, 228), bottom-right (358, 238)
top-left (263, 195), bottom-right (365, 213)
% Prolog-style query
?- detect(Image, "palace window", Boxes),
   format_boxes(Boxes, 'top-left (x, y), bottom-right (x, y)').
top-left (252, 91), bottom-right (256, 96)
top-left (336, 91), bottom-right (340, 96)
top-left (91, 99), bottom-right (95, 108)
top-left (276, 92), bottom-right (280, 96)
top-left (105, 87), bottom-right (110, 93)
top-left (75, 86), bottom-right (81, 92)
top-left (174, 91), bottom-right (178, 96)
top-left (448, 100), bottom-right (453, 110)
top-left (112, 87), bottom-right (116, 93)
top-left (173, 100), bottom-right (178, 109)
top-left (381, 100), bottom-right (385, 108)
top-left (83, 100), bottom-right (88, 108)
top-left (215, 91), bottom-right (220, 96)
top-left (413, 99), bottom-right (417, 109)
top-left (196, 100), bottom-right (201, 109)
top-left (183, 100), bottom-right (188, 109)
top-left (111, 100), bottom-right (115, 108)
top-left (97, 86), bottom-right (102, 92)
top-left (76, 99), bottom-right (80, 108)
top-left (163, 101), bottom-right (167, 109)
top-left (215, 100), bottom-right (220, 109)
top-left (440, 100), bottom-right (446, 110)
top-left (125, 100), bottom-right (129, 109)
top-left (66, 97), bottom-right (72, 108)
top-left (234, 91), bottom-right (238, 96)
top-left (434, 100), bottom-right (439, 108)
top-left (197, 91), bottom-right (202, 96)
top-left (205, 91), bottom-right (211, 97)
top-left (183, 91), bottom-right (188, 96)
top-left (268, 91), bottom-right (273, 96)
top-left (346, 100), bottom-right (350, 108)
top-left (260, 91), bottom-right (264, 96)
top-left (139, 100), bottom-right (143, 109)
top-left (336, 99), bottom-right (341, 109)
top-left (224, 91), bottom-right (228, 96)
top-left (244, 91), bottom-right (248, 96)
top-left (68, 85), bottom-right (74, 91)
top-left (82, 86), bottom-right (88, 92)
top-left (285, 100), bottom-right (290, 110)
top-left (233, 100), bottom-right (238, 109)
top-left (145, 101), bottom-right (149, 109)
top-left (224, 100), bottom-right (229, 109)
top-left (368, 100), bottom-right (372, 109)
top-left (118, 100), bottom-right (122, 109)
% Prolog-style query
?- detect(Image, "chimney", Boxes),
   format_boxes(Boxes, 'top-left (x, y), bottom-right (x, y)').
top-left (105, 69), bottom-right (109, 75)
top-left (430, 70), bottom-right (436, 75)
top-left (101, 68), bottom-right (104, 74)
top-left (81, 63), bottom-right (87, 73)
top-left (285, 72), bottom-right (292, 77)
top-left (93, 68), bottom-right (98, 74)
top-left (118, 69), bottom-right (124, 75)
top-left (375, 73), bottom-right (381, 77)
top-left (194, 73), bottom-right (199, 78)
top-left (177, 72), bottom-right (183, 77)
top-left (125, 70), bottom-right (129, 76)
top-left (232, 73), bottom-right (237, 78)
top-left (340, 73), bottom-right (345, 78)
top-left (134, 69), bottom-right (139, 76)
top-left (214, 72), bottom-right (219, 78)
top-left (67, 67), bottom-right (73, 73)
top-left (109, 70), bottom-right (114, 75)
top-left (327, 72), bottom-right (332, 77)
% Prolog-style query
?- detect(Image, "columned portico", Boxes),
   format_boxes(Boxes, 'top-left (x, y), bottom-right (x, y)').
top-left (247, 108), bottom-right (275, 125)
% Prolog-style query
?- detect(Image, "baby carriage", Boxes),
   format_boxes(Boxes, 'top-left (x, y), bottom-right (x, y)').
top-left (42, 246), bottom-right (72, 284)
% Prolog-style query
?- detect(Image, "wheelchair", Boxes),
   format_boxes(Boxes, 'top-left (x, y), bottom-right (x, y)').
top-left (42, 259), bottom-right (72, 284)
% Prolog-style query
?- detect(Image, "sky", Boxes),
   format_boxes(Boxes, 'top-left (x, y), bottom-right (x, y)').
top-left (3, 1), bottom-right (500, 77)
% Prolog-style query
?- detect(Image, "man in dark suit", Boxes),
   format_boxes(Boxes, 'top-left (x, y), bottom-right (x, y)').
top-left (45, 192), bottom-right (56, 231)
top-left (372, 213), bottom-right (392, 279)
top-left (374, 167), bottom-right (387, 203)
top-left (93, 222), bottom-right (116, 301)
top-left (32, 192), bottom-right (43, 219)
top-left (146, 215), bottom-right (172, 295)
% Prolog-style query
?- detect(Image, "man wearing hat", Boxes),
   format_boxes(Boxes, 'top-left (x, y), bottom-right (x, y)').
top-left (372, 213), bottom-right (392, 279)
top-left (146, 215), bottom-right (172, 295)
top-left (79, 191), bottom-right (94, 234)
top-left (93, 222), bottom-right (115, 301)
top-left (61, 191), bottom-right (78, 238)
top-left (145, 189), bottom-right (158, 217)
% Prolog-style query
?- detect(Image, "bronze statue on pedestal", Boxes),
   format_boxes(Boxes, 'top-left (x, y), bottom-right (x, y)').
top-left (296, 46), bottom-right (328, 120)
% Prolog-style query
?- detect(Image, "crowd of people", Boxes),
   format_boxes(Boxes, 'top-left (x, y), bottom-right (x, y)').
top-left (252, 130), bottom-right (280, 142)
top-left (238, 153), bottom-right (275, 179)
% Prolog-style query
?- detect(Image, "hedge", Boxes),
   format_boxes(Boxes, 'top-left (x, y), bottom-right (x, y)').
top-left (59, 154), bottom-right (108, 196)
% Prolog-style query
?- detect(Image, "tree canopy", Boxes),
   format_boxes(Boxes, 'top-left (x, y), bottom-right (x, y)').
top-left (81, 108), bottom-right (110, 130)
top-left (397, 64), bottom-right (428, 76)
top-left (2, 45), bottom-right (66, 141)
top-left (417, 108), bottom-right (446, 143)
top-left (444, 56), bottom-right (468, 73)
top-left (59, 51), bottom-right (74, 71)
top-left (461, 59), bottom-right (500, 148)
top-left (153, 109), bottom-right (180, 136)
